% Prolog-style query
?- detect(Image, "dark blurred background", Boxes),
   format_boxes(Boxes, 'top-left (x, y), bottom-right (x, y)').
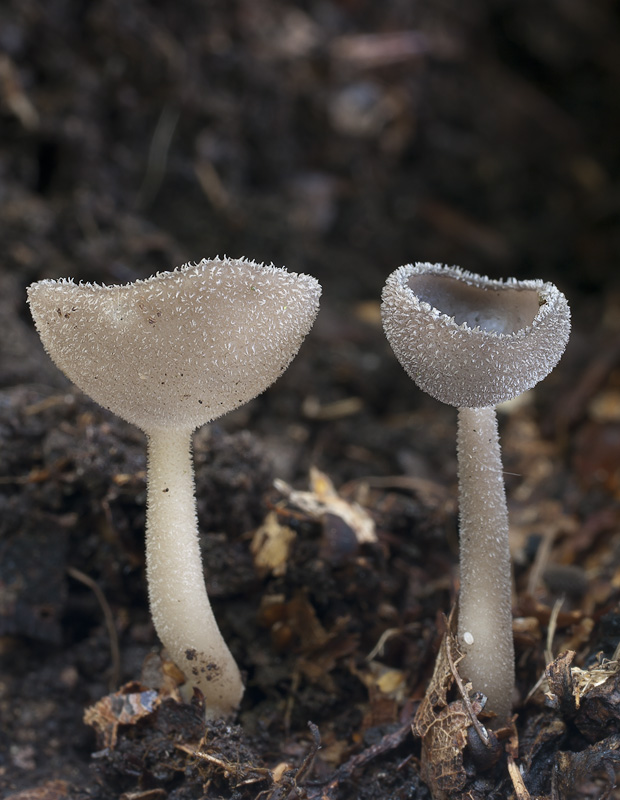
top-left (1, 0), bottom-right (619, 310)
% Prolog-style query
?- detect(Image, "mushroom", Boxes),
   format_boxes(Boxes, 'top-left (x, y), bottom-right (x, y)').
top-left (27, 257), bottom-right (321, 718)
top-left (381, 263), bottom-right (570, 723)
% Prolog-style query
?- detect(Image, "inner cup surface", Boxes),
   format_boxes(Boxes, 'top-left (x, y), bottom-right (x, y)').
top-left (408, 273), bottom-right (541, 335)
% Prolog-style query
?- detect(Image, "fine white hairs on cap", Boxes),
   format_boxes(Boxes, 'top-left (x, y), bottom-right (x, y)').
top-left (28, 256), bottom-right (321, 718)
top-left (381, 262), bottom-right (571, 409)
top-left (28, 257), bottom-right (322, 431)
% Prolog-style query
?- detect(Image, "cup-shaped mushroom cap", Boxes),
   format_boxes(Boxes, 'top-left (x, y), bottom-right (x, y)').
top-left (381, 263), bottom-right (570, 408)
top-left (28, 257), bottom-right (321, 431)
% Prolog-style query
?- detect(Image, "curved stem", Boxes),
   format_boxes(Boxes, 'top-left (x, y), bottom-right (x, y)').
top-left (457, 406), bottom-right (515, 723)
top-left (145, 428), bottom-right (244, 717)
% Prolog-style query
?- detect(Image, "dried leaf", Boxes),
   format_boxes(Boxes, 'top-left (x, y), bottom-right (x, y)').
top-left (251, 511), bottom-right (296, 576)
top-left (352, 660), bottom-right (407, 728)
top-left (83, 681), bottom-right (160, 748)
top-left (275, 467), bottom-right (377, 544)
top-left (415, 695), bottom-right (485, 798)
top-left (572, 656), bottom-right (620, 704)
top-left (412, 614), bottom-right (499, 800)
top-left (412, 617), bottom-right (456, 735)
top-left (287, 592), bottom-right (331, 650)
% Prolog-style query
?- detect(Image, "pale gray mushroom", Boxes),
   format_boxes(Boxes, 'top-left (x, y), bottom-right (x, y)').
top-left (28, 257), bottom-right (321, 718)
top-left (382, 262), bottom-right (570, 723)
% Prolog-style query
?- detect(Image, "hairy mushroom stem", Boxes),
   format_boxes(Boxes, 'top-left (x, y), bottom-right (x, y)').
top-left (146, 428), bottom-right (243, 717)
top-left (457, 406), bottom-right (514, 724)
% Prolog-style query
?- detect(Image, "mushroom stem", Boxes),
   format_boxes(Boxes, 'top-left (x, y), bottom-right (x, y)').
top-left (145, 427), bottom-right (244, 717)
top-left (456, 406), bottom-right (514, 723)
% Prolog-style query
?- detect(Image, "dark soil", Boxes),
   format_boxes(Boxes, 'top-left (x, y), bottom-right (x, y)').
top-left (1, 1), bottom-right (620, 798)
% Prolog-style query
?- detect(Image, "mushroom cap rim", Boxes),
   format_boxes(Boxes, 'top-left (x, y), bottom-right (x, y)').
top-left (30, 255), bottom-right (321, 295)
top-left (383, 262), bottom-right (561, 342)
top-left (381, 261), bottom-right (571, 409)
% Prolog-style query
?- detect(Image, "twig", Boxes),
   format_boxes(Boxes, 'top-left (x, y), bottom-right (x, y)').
top-left (545, 597), bottom-right (564, 666)
top-left (507, 755), bottom-right (532, 799)
top-left (527, 529), bottom-right (556, 596)
top-left (295, 722), bottom-right (321, 786)
top-left (445, 627), bottom-right (492, 748)
top-left (366, 627), bottom-right (401, 661)
top-left (524, 596), bottom-right (565, 704)
top-left (312, 715), bottom-right (415, 799)
top-left (67, 566), bottom-right (121, 689)
top-left (137, 104), bottom-right (179, 208)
